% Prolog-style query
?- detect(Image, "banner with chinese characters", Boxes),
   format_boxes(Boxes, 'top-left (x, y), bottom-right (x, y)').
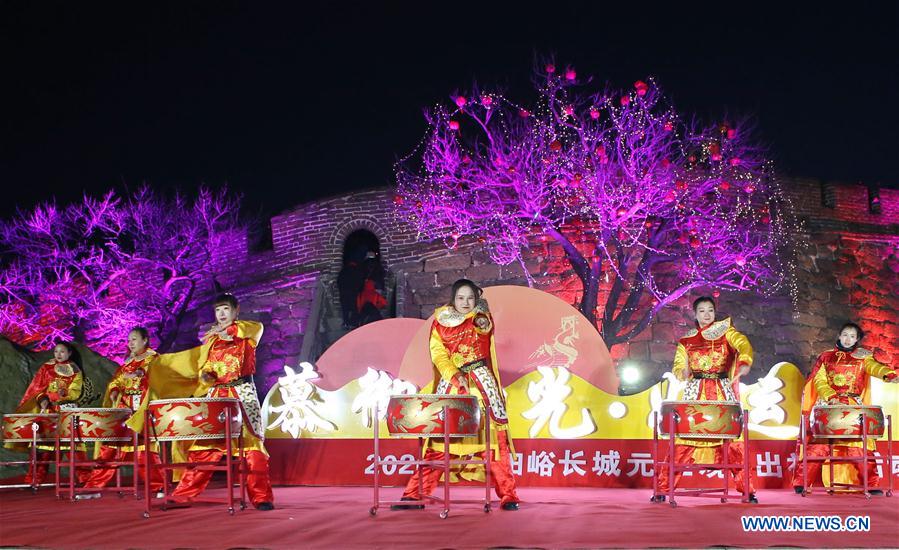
top-left (260, 286), bottom-right (899, 487)
top-left (265, 439), bottom-right (898, 488)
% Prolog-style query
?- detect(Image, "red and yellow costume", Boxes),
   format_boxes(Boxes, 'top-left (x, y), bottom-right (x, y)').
top-left (401, 300), bottom-right (520, 506)
top-left (657, 317), bottom-right (755, 493)
top-left (11, 359), bottom-right (87, 485)
top-left (167, 320), bottom-right (273, 506)
top-left (791, 347), bottom-right (896, 488)
top-left (83, 349), bottom-right (164, 491)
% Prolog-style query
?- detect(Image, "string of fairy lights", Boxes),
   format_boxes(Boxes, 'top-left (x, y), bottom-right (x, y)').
top-left (393, 61), bottom-right (803, 337)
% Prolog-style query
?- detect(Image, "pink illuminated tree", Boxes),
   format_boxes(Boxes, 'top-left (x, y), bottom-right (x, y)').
top-left (395, 62), bottom-right (799, 347)
top-left (0, 186), bottom-right (244, 357)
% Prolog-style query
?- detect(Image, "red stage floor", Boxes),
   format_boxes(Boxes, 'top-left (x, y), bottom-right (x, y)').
top-left (1, 485), bottom-right (898, 549)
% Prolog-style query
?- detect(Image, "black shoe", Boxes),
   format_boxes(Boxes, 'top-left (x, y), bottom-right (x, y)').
top-left (793, 486), bottom-right (804, 494)
top-left (868, 489), bottom-right (883, 496)
top-left (748, 493), bottom-right (758, 504)
top-left (501, 502), bottom-right (519, 511)
top-left (650, 495), bottom-right (666, 503)
top-left (256, 501), bottom-right (275, 511)
top-left (390, 497), bottom-right (424, 510)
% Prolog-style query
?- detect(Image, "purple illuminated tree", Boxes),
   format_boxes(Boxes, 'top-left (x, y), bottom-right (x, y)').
top-left (395, 62), bottom-right (798, 347)
top-left (0, 186), bottom-right (244, 357)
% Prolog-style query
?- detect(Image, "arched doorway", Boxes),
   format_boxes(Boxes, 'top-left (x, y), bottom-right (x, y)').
top-left (337, 229), bottom-right (386, 329)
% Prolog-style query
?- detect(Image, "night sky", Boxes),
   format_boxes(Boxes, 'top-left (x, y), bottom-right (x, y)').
top-left (1, 2), bottom-right (896, 221)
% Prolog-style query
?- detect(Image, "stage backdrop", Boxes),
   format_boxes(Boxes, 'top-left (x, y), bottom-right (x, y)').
top-left (260, 286), bottom-right (899, 489)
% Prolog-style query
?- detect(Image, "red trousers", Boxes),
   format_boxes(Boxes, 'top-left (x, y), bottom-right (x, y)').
top-left (791, 444), bottom-right (881, 488)
top-left (402, 431), bottom-right (520, 505)
top-left (82, 446), bottom-right (164, 491)
top-left (171, 449), bottom-right (273, 505)
top-left (657, 443), bottom-right (755, 493)
top-left (25, 450), bottom-right (90, 485)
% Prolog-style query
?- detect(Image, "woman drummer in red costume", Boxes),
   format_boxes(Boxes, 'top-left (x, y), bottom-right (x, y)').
top-left (791, 322), bottom-right (897, 494)
top-left (12, 341), bottom-right (88, 486)
top-left (79, 327), bottom-right (165, 498)
top-left (653, 296), bottom-right (758, 503)
top-left (394, 279), bottom-right (521, 511)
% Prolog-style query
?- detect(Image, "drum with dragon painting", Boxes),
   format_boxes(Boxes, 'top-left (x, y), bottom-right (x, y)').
top-left (146, 398), bottom-right (243, 441)
top-left (385, 394), bottom-right (480, 438)
top-left (810, 404), bottom-right (884, 439)
top-left (1, 413), bottom-right (58, 443)
top-left (659, 400), bottom-right (743, 439)
top-left (57, 408), bottom-right (134, 442)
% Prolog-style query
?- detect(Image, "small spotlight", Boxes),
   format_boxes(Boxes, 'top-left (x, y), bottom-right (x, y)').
top-left (621, 365), bottom-right (641, 385)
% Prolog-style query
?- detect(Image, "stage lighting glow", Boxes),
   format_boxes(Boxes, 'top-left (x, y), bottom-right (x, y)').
top-left (621, 365), bottom-right (641, 385)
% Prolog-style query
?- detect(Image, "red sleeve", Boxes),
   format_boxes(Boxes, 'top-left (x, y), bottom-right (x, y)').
top-left (18, 364), bottom-right (52, 410)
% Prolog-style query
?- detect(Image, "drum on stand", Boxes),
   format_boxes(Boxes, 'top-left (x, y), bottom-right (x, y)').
top-left (57, 408), bottom-right (134, 443)
top-left (146, 398), bottom-right (243, 441)
top-left (385, 394), bottom-right (480, 438)
top-left (659, 400), bottom-right (743, 439)
top-left (810, 404), bottom-right (885, 439)
top-left (1, 413), bottom-right (58, 443)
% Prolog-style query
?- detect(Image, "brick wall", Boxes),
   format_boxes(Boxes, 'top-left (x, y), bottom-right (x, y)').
top-left (190, 178), bottom-right (898, 393)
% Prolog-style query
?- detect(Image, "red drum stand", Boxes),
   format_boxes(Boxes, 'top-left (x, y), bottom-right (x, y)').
top-left (0, 413), bottom-right (58, 492)
top-left (370, 394), bottom-right (491, 519)
top-left (651, 409), bottom-right (752, 507)
top-left (55, 409), bottom-right (139, 501)
top-left (799, 412), bottom-right (893, 498)
top-left (141, 397), bottom-right (247, 517)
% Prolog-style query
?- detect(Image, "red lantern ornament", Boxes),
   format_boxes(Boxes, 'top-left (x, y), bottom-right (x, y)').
top-left (712, 290), bottom-right (721, 298)
top-left (727, 128), bottom-right (737, 139)
top-left (589, 107), bottom-right (601, 119)
top-left (545, 63), bottom-right (556, 74)
top-left (735, 255), bottom-right (746, 267)
top-left (595, 145), bottom-right (606, 156)
top-left (634, 80), bottom-right (649, 96)
top-left (729, 157), bottom-right (741, 166)
top-left (620, 95), bottom-right (630, 106)
top-left (709, 143), bottom-right (721, 162)
top-left (481, 95), bottom-right (493, 107)
top-left (719, 180), bottom-right (731, 191)
top-left (455, 96), bottom-right (467, 108)
top-left (744, 184), bottom-right (755, 194)
top-left (563, 105), bottom-right (574, 116)
top-left (565, 68), bottom-right (577, 80)
top-left (690, 236), bottom-right (701, 249)
top-left (688, 154), bottom-right (697, 163)
top-left (550, 140), bottom-right (562, 152)
top-left (616, 207), bottom-right (628, 218)
top-left (675, 180), bottom-right (688, 191)
top-left (664, 191), bottom-right (676, 202)
top-left (519, 109), bottom-right (530, 118)
top-left (678, 233), bottom-right (689, 244)
top-left (661, 159), bottom-right (671, 168)
top-left (393, 195), bottom-right (404, 205)
top-left (663, 121), bottom-right (674, 132)
top-left (449, 120), bottom-right (460, 131)
top-left (761, 215), bottom-right (771, 224)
